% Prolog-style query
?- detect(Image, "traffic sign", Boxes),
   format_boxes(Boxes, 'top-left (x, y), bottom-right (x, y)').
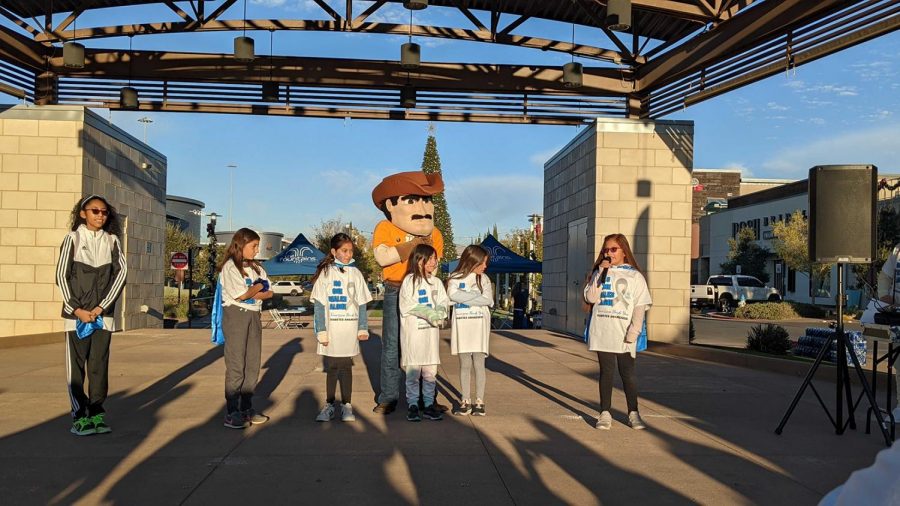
top-left (171, 252), bottom-right (189, 270)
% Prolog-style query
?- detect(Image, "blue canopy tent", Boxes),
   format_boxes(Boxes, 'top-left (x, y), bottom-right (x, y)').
top-left (444, 235), bottom-right (541, 274)
top-left (263, 233), bottom-right (326, 276)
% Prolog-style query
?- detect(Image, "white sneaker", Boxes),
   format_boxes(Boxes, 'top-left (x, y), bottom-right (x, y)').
top-left (892, 406), bottom-right (900, 423)
top-left (628, 411), bottom-right (647, 430)
top-left (597, 411), bottom-right (612, 430)
top-left (341, 403), bottom-right (356, 422)
top-left (315, 403), bottom-right (335, 422)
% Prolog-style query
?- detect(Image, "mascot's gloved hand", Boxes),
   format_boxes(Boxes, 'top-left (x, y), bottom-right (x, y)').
top-left (254, 279), bottom-right (270, 292)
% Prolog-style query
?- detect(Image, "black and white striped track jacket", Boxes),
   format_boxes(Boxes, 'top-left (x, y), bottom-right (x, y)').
top-left (55, 225), bottom-right (128, 320)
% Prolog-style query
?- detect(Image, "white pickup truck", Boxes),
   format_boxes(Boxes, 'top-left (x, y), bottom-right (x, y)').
top-left (691, 275), bottom-right (781, 313)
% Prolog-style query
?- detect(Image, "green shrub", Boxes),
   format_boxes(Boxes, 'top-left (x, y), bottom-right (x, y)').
top-left (746, 324), bottom-right (792, 355)
top-left (787, 302), bottom-right (829, 318)
top-left (734, 302), bottom-right (800, 320)
top-left (164, 295), bottom-right (189, 319)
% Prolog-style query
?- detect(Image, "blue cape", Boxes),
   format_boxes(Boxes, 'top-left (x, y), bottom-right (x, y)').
top-left (211, 281), bottom-right (225, 346)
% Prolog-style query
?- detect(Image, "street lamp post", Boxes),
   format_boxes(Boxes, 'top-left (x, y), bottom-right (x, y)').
top-left (137, 116), bottom-right (153, 144)
top-left (226, 164), bottom-right (236, 231)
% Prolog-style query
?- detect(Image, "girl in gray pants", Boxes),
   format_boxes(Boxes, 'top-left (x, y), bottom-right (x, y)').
top-left (447, 245), bottom-right (493, 416)
top-left (218, 228), bottom-right (274, 429)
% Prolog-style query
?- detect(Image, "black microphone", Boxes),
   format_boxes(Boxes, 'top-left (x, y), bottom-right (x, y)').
top-left (597, 257), bottom-right (611, 287)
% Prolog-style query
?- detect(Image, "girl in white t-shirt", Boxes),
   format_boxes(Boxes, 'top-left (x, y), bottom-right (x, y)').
top-left (583, 233), bottom-right (652, 431)
top-left (311, 233), bottom-right (373, 423)
top-left (447, 245), bottom-right (493, 416)
top-left (217, 228), bottom-right (274, 430)
top-left (399, 244), bottom-right (450, 422)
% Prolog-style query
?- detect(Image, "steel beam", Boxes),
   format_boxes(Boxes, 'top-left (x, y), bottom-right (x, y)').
top-left (54, 49), bottom-right (630, 96)
top-left (37, 20), bottom-right (638, 64)
top-left (637, 0), bottom-right (851, 90)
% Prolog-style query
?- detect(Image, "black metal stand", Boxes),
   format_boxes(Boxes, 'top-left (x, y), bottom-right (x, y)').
top-left (866, 340), bottom-right (898, 439)
top-left (775, 263), bottom-right (893, 446)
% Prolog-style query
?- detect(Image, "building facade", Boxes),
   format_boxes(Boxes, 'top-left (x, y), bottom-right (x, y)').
top-left (0, 105), bottom-right (167, 342)
top-left (698, 177), bottom-right (897, 304)
top-left (166, 195), bottom-right (205, 241)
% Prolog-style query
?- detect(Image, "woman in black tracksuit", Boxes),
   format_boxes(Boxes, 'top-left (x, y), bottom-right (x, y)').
top-left (56, 195), bottom-right (127, 436)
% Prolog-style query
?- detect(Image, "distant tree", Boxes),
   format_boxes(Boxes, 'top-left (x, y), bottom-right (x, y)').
top-left (853, 206), bottom-right (900, 289)
top-left (165, 223), bottom-right (195, 283)
top-left (420, 124), bottom-right (457, 262)
top-left (772, 210), bottom-right (832, 304)
top-left (720, 226), bottom-right (771, 283)
top-left (312, 218), bottom-right (379, 283)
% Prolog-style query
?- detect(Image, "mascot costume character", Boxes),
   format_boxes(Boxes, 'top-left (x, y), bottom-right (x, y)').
top-left (371, 171), bottom-right (444, 414)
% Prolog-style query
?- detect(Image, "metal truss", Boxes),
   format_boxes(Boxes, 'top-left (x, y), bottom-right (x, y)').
top-left (0, 1), bottom-right (896, 124)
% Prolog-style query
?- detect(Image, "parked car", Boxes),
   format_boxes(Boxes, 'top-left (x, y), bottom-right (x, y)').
top-left (691, 274), bottom-right (781, 313)
top-left (271, 281), bottom-right (303, 296)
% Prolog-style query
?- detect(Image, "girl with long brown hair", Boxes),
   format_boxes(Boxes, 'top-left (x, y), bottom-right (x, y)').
top-left (399, 244), bottom-right (450, 422)
top-left (583, 233), bottom-right (652, 431)
top-left (447, 245), bottom-right (493, 416)
top-left (217, 228), bottom-right (273, 429)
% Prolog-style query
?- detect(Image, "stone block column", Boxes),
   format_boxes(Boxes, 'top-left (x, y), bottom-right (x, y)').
top-left (544, 118), bottom-right (694, 343)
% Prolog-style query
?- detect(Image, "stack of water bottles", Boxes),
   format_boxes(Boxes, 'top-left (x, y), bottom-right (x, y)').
top-left (794, 327), bottom-right (867, 366)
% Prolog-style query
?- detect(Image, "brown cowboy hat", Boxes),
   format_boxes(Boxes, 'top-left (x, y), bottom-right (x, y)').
top-left (371, 171), bottom-right (445, 208)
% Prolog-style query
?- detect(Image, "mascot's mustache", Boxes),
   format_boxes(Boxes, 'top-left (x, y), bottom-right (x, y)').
top-left (412, 214), bottom-right (433, 220)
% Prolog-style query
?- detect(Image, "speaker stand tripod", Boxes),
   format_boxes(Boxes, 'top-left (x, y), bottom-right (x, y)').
top-left (775, 263), bottom-right (893, 446)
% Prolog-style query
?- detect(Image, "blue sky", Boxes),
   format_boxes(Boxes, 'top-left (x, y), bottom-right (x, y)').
top-left (2, 2), bottom-right (898, 244)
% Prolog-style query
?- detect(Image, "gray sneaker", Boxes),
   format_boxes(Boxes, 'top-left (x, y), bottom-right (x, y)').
top-left (628, 411), bottom-right (647, 430)
top-left (596, 411), bottom-right (612, 430)
top-left (341, 403), bottom-right (356, 422)
top-left (315, 403), bottom-right (335, 422)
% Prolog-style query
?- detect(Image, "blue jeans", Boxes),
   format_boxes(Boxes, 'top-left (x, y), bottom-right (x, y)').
top-left (378, 283), bottom-right (401, 404)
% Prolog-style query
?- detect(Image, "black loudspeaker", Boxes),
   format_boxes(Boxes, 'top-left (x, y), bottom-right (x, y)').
top-left (808, 165), bottom-right (876, 263)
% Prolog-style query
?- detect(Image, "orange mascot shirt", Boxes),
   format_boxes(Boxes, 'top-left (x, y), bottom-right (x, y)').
top-left (373, 220), bottom-right (444, 283)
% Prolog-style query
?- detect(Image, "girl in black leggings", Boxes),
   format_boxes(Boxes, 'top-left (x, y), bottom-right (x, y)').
top-left (583, 233), bottom-right (652, 430)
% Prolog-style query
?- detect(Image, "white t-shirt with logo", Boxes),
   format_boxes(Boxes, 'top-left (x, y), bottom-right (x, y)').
top-left (220, 261), bottom-right (269, 312)
top-left (448, 273), bottom-right (493, 355)
top-left (585, 264), bottom-right (652, 354)
top-left (310, 265), bottom-right (373, 357)
top-left (399, 274), bottom-right (450, 367)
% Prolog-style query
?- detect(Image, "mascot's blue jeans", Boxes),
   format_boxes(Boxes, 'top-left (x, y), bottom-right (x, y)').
top-left (378, 283), bottom-right (401, 404)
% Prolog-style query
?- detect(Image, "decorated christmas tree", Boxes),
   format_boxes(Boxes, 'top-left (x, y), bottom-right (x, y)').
top-left (420, 124), bottom-right (457, 261)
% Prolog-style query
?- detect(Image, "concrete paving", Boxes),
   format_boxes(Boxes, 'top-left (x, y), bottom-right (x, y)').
top-left (0, 326), bottom-right (890, 505)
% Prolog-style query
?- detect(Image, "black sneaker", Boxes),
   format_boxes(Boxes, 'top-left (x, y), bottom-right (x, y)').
top-left (224, 412), bottom-right (249, 429)
top-left (471, 403), bottom-right (486, 416)
top-left (407, 405), bottom-right (422, 422)
top-left (373, 401), bottom-right (397, 415)
top-left (453, 401), bottom-right (472, 416)
top-left (422, 404), bottom-right (443, 421)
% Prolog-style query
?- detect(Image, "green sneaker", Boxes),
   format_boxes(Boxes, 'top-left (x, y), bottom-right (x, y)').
top-left (70, 416), bottom-right (96, 436)
top-left (91, 413), bottom-right (112, 434)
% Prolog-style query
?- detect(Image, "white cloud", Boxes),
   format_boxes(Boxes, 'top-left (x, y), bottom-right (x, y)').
top-left (850, 60), bottom-right (895, 80)
top-left (444, 175), bottom-right (543, 238)
top-left (867, 109), bottom-right (893, 121)
top-left (782, 79), bottom-right (806, 90)
top-left (529, 146), bottom-right (564, 167)
top-left (760, 123), bottom-right (900, 178)
top-left (723, 162), bottom-right (753, 177)
top-left (767, 102), bottom-right (789, 111)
